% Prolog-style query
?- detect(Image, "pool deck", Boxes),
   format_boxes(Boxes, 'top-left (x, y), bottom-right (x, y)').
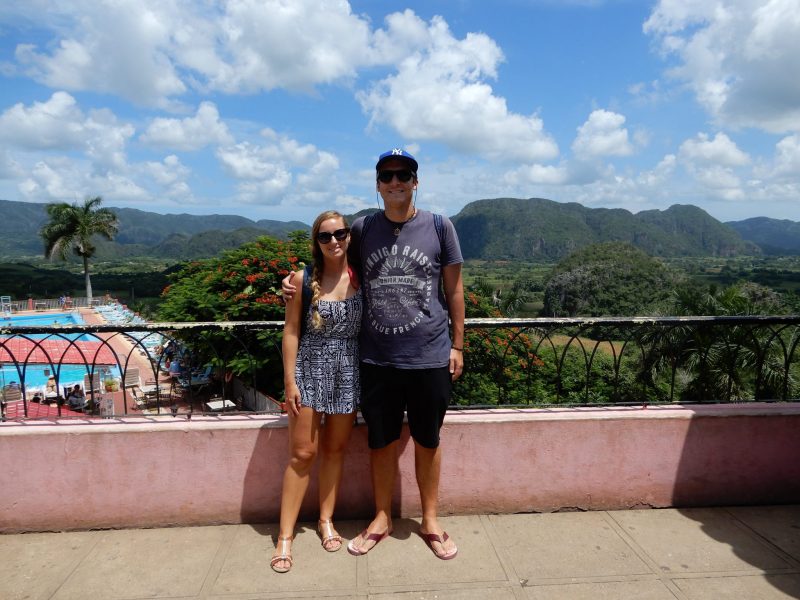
top-left (2, 307), bottom-right (173, 417)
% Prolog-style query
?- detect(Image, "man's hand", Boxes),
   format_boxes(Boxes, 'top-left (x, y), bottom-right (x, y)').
top-left (449, 348), bottom-right (463, 381)
top-left (281, 273), bottom-right (298, 302)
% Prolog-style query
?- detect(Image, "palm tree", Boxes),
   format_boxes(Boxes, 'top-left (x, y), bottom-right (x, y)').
top-left (40, 197), bottom-right (119, 301)
top-left (638, 283), bottom-right (795, 402)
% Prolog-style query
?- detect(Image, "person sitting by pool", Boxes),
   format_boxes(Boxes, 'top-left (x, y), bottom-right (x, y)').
top-left (45, 375), bottom-right (58, 401)
top-left (67, 384), bottom-right (87, 411)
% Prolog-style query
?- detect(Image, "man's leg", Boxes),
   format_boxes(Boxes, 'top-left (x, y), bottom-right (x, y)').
top-left (415, 442), bottom-right (456, 556)
top-left (408, 367), bottom-right (457, 557)
top-left (371, 441), bottom-right (398, 530)
top-left (347, 441), bottom-right (397, 553)
top-left (348, 364), bottom-right (402, 553)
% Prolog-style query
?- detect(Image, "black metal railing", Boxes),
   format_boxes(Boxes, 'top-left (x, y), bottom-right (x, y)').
top-left (0, 320), bottom-right (284, 421)
top-left (2, 316), bottom-right (799, 421)
top-left (459, 316), bottom-right (800, 407)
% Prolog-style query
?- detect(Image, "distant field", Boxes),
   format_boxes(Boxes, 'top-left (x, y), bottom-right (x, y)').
top-left (466, 255), bottom-right (800, 317)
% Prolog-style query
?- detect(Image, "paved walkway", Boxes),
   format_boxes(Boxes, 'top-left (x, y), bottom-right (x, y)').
top-left (2, 505), bottom-right (799, 599)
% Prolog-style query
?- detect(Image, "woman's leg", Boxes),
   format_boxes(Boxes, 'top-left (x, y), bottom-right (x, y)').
top-left (317, 412), bottom-right (356, 547)
top-left (272, 406), bottom-right (323, 569)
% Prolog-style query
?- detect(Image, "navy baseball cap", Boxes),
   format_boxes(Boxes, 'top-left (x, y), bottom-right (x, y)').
top-left (376, 148), bottom-right (418, 173)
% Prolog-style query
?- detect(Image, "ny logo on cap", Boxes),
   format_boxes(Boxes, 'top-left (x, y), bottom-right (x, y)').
top-left (391, 148), bottom-right (404, 155)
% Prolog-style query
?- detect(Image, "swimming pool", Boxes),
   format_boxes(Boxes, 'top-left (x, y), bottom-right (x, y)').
top-left (0, 312), bottom-right (85, 327)
top-left (1, 363), bottom-right (121, 391)
top-left (0, 312), bottom-right (92, 341)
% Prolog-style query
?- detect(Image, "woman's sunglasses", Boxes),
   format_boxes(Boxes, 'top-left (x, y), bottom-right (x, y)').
top-left (317, 227), bottom-right (350, 244)
top-left (377, 169), bottom-right (415, 184)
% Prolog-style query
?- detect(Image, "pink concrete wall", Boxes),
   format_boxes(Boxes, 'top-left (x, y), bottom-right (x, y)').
top-left (1, 404), bottom-right (799, 532)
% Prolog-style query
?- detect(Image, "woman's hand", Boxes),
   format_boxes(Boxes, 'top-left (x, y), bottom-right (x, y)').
top-left (284, 382), bottom-right (302, 416)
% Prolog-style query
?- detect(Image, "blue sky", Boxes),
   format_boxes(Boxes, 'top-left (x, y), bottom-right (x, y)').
top-left (1, 0), bottom-right (799, 225)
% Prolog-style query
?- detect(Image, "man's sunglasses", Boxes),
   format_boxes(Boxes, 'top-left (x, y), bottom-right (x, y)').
top-left (317, 227), bottom-right (350, 244)
top-left (377, 169), bottom-right (415, 184)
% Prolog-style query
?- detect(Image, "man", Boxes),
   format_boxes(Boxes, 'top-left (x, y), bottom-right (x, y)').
top-left (283, 148), bottom-right (464, 560)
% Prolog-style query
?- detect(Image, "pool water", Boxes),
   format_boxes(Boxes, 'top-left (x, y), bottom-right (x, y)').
top-left (0, 312), bottom-right (85, 327)
top-left (0, 312), bottom-right (92, 341)
top-left (1, 363), bottom-right (121, 391)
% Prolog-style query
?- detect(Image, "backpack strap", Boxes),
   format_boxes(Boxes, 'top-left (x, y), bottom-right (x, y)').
top-left (433, 213), bottom-right (445, 249)
top-left (358, 212), bottom-right (378, 265)
top-left (300, 263), bottom-right (313, 338)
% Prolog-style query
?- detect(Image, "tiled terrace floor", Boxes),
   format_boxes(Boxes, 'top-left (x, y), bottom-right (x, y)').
top-left (2, 505), bottom-right (799, 599)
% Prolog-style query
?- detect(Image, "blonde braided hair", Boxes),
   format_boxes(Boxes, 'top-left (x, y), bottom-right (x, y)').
top-left (309, 210), bottom-right (349, 331)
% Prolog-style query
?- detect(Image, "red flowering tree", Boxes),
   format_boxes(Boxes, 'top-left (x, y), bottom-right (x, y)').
top-left (158, 234), bottom-right (311, 394)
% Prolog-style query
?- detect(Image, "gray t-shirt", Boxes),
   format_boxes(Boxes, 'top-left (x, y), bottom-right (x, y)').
top-left (350, 209), bottom-right (463, 369)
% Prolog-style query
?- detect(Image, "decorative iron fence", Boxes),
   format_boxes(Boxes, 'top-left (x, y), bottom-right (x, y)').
top-left (2, 316), bottom-right (799, 421)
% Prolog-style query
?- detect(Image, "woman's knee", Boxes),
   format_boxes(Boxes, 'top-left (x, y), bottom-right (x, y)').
top-left (321, 435), bottom-right (350, 457)
top-left (290, 444), bottom-right (318, 468)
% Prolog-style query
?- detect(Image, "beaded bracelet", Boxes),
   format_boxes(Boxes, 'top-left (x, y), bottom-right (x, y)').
top-left (451, 346), bottom-right (463, 351)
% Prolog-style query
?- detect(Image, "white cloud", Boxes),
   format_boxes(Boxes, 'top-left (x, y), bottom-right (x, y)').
top-left (358, 13), bottom-right (558, 163)
top-left (0, 92), bottom-right (135, 173)
top-left (140, 102), bottom-right (233, 151)
top-left (216, 142), bottom-right (283, 182)
top-left (141, 155), bottom-right (193, 201)
top-left (673, 132), bottom-right (750, 201)
top-left (645, 0), bottom-right (800, 132)
top-left (678, 132), bottom-right (750, 166)
top-left (8, 0), bottom-right (375, 105)
top-left (694, 165), bottom-right (745, 200)
top-left (13, 2), bottom-right (186, 107)
top-left (0, 92), bottom-right (89, 150)
top-left (84, 108), bottom-right (136, 172)
top-left (772, 134), bottom-right (800, 178)
top-left (572, 109), bottom-right (634, 158)
top-left (0, 149), bottom-right (23, 179)
top-left (334, 193), bottom-right (371, 215)
top-left (18, 160), bottom-right (76, 201)
top-left (209, 0), bottom-right (371, 93)
top-left (235, 177), bottom-right (292, 205)
top-left (17, 157), bottom-right (151, 204)
top-left (4, 4), bottom-right (558, 168)
top-left (505, 163), bottom-right (569, 186)
top-left (216, 132), bottom-right (341, 205)
top-left (637, 154), bottom-right (677, 188)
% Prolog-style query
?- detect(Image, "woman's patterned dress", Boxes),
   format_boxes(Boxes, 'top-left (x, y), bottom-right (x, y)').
top-left (296, 288), bottom-right (362, 414)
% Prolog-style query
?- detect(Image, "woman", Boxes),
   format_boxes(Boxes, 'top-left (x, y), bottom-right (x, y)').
top-left (271, 210), bottom-right (362, 573)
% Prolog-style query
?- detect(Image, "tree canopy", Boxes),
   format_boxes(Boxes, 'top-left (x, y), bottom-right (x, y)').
top-left (542, 242), bottom-right (682, 317)
top-left (157, 233), bottom-right (310, 393)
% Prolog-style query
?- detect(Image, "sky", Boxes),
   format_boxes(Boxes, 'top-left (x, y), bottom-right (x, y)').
top-left (0, 0), bottom-right (799, 226)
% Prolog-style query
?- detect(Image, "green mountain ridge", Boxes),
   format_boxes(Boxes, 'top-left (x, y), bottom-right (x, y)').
top-left (0, 197), bottom-right (792, 262)
top-left (451, 198), bottom-right (759, 260)
top-left (725, 217), bottom-right (800, 255)
top-left (0, 199), bottom-right (309, 260)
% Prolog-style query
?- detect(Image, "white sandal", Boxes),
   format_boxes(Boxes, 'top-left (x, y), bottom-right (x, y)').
top-left (270, 536), bottom-right (293, 573)
top-left (318, 519), bottom-right (343, 552)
